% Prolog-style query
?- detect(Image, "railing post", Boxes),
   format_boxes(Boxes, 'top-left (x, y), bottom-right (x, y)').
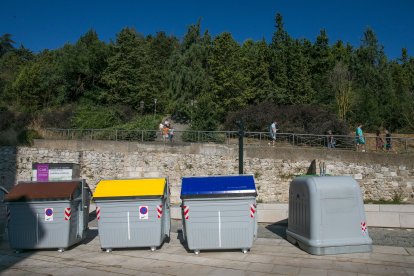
top-left (141, 130), bottom-right (144, 142)
top-left (115, 130), bottom-right (118, 141)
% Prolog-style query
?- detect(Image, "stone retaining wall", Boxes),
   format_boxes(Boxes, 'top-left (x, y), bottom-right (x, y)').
top-left (0, 139), bottom-right (413, 205)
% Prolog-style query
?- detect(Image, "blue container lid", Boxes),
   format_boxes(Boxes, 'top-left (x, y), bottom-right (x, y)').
top-left (181, 175), bottom-right (256, 198)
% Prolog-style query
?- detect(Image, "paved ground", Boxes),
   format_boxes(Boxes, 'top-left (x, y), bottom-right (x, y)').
top-left (1, 229), bottom-right (414, 276)
top-left (1, 209), bottom-right (413, 275)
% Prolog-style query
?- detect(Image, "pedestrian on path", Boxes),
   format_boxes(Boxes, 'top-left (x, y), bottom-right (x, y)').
top-left (355, 124), bottom-right (366, 152)
top-left (268, 120), bottom-right (278, 146)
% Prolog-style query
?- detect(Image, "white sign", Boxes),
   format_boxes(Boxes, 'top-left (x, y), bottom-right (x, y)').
top-left (45, 208), bottom-right (54, 221)
top-left (139, 206), bottom-right (148, 220)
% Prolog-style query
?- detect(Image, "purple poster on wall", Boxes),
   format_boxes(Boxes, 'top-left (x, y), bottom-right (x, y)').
top-left (37, 164), bottom-right (49, 181)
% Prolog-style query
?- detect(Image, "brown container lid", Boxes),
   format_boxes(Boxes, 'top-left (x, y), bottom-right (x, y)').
top-left (5, 181), bottom-right (80, 202)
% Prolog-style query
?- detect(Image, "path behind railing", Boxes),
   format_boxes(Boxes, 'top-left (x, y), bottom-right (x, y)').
top-left (41, 128), bottom-right (414, 153)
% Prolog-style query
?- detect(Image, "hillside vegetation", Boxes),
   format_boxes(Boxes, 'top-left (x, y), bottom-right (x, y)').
top-left (1, 13), bottom-right (414, 145)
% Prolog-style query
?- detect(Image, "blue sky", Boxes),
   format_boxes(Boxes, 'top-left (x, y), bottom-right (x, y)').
top-left (1, 0), bottom-right (413, 60)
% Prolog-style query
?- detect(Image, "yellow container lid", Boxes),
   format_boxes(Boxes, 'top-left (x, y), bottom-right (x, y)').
top-left (93, 178), bottom-right (166, 198)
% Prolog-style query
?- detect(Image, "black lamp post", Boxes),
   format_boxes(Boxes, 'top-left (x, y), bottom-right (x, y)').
top-left (236, 120), bottom-right (245, 175)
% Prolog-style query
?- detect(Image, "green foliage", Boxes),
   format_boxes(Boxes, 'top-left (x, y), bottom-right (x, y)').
top-left (71, 105), bottom-right (123, 129)
top-left (115, 115), bottom-right (161, 130)
top-left (17, 129), bottom-right (41, 146)
top-left (224, 102), bottom-right (350, 135)
top-left (1, 17), bottom-right (414, 133)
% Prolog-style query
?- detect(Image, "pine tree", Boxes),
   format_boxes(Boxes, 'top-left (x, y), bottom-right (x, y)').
top-left (269, 13), bottom-right (289, 103)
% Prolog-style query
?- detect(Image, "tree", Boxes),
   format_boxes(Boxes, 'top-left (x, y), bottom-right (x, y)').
top-left (208, 32), bottom-right (244, 119)
top-left (311, 29), bottom-right (334, 105)
top-left (351, 28), bottom-right (386, 129)
top-left (240, 39), bottom-right (273, 104)
top-left (57, 30), bottom-right (110, 103)
top-left (0, 34), bottom-right (15, 57)
top-left (0, 46), bottom-right (34, 106)
top-left (285, 39), bottom-right (314, 104)
top-left (11, 50), bottom-right (64, 112)
top-left (101, 28), bottom-right (154, 110)
top-left (269, 13), bottom-right (289, 103)
top-left (166, 23), bottom-right (211, 121)
top-left (329, 61), bottom-right (353, 121)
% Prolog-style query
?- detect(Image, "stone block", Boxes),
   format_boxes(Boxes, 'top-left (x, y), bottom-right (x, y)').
top-left (379, 204), bottom-right (414, 213)
top-left (354, 173), bottom-right (363, 180)
top-left (143, 172), bottom-right (161, 178)
top-left (365, 211), bottom-right (400, 227)
top-left (400, 213), bottom-right (414, 228)
top-left (127, 171), bottom-right (142, 177)
top-left (363, 204), bottom-right (379, 212)
top-left (170, 206), bottom-right (181, 220)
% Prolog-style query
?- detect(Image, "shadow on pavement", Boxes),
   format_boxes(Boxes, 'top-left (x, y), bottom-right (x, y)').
top-left (264, 219), bottom-right (288, 239)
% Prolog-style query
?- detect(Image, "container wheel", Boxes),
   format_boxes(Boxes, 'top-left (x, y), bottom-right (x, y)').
top-left (242, 248), bottom-right (248, 254)
top-left (150, 246), bottom-right (156, 252)
top-left (58, 248), bottom-right (65, 253)
top-left (105, 249), bottom-right (112, 253)
top-left (194, 250), bottom-right (200, 255)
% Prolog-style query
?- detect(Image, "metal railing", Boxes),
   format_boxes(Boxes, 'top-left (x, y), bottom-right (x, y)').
top-left (41, 128), bottom-right (414, 153)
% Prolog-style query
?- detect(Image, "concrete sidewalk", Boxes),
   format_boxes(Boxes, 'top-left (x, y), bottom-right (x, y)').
top-left (1, 230), bottom-right (413, 276)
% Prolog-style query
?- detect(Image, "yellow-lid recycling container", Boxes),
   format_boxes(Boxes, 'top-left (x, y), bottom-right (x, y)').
top-left (93, 178), bottom-right (170, 252)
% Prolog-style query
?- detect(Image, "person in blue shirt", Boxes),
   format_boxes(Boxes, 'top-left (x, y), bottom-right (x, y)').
top-left (355, 124), bottom-right (366, 152)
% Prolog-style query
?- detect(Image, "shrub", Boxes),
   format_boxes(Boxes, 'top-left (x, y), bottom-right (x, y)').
top-left (0, 109), bottom-right (15, 130)
top-left (40, 106), bottom-right (75, 128)
top-left (17, 129), bottom-right (42, 146)
top-left (71, 105), bottom-right (123, 129)
top-left (224, 102), bottom-right (350, 135)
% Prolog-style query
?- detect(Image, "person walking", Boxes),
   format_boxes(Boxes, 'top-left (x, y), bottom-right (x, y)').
top-left (375, 129), bottom-right (384, 151)
top-left (327, 130), bottom-right (336, 149)
top-left (268, 120), bottom-right (278, 146)
top-left (159, 122), bottom-right (164, 140)
top-left (168, 125), bottom-right (174, 144)
top-left (355, 124), bottom-right (366, 152)
top-left (162, 124), bottom-right (169, 143)
top-left (385, 129), bottom-right (393, 152)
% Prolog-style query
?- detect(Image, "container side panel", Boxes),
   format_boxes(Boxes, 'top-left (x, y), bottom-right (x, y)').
top-left (8, 202), bottom-right (74, 249)
top-left (96, 200), bottom-right (164, 249)
top-left (183, 198), bottom-right (256, 250)
top-left (288, 181), bottom-right (310, 239)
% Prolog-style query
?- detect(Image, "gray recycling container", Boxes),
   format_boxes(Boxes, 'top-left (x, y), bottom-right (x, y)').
top-left (5, 180), bottom-right (91, 251)
top-left (286, 176), bottom-right (372, 255)
top-left (93, 178), bottom-right (170, 252)
top-left (181, 175), bottom-right (257, 254)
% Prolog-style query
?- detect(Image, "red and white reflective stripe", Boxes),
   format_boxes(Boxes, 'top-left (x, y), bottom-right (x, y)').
top-left (183, 205), bottom-right (189, 220)
top-left (64, 207), bottom-right (71, 221)
top-left (96, 206), bottom-right (101, 220)
top-left (250, 203), bottom-right (256, 218)
top-left (157, 205), bottom-right (163, 218)
top-left (361, 221), bottom-right (367, 233)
